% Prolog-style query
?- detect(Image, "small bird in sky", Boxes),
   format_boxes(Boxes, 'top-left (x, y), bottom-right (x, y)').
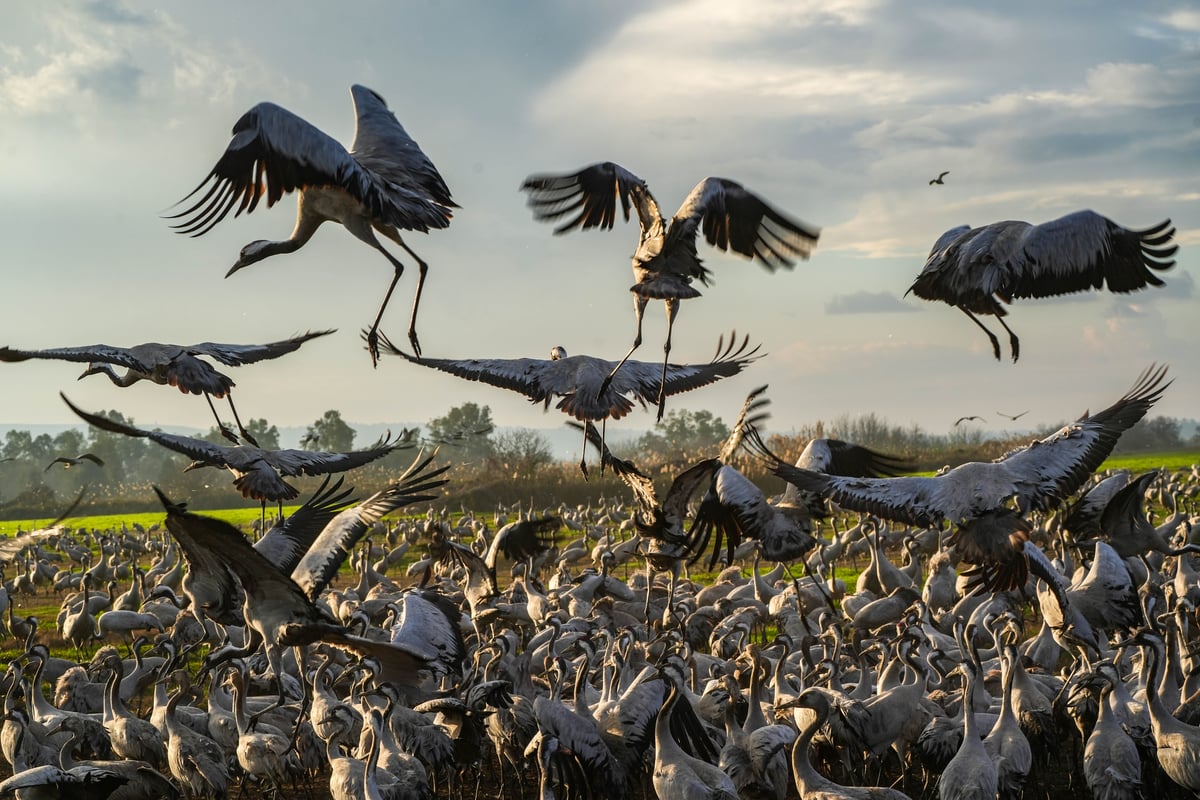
top-left (929, 171), bottom-right (949, 185)
top-left (44, 453), bottom-right (104, 471)
top-left (954, 415), bottom-right (986, 426)
top-left (996, 410), bottom-right (1030, 421)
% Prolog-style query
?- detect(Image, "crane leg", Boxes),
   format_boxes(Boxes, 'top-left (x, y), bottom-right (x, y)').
top-left (994, 315), bottom-right (1020, 363)
top-left (366, 246), bottom-right (408, 367)
top-left (578, 424), bottom-right (589, 479)
top-left (598, 295), bottom-right (649, 397)
top-left (395, 238), bottom-right (430, 360)
top-left (225, 395), bottom-right (259, 447)
top-left (205, 394), bottom-right (240, 445)
top-left (959, 307), bottom-right (1002, 361)
top-left (655, 299), bottom-right (680, 421)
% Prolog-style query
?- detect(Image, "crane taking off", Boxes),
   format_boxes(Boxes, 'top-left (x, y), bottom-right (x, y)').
top-left (167, 85), bottom-right (456, 365)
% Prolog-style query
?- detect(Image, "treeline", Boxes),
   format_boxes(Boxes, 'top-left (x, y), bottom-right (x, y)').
top-left (0, 403), bottom-right (1195, 519)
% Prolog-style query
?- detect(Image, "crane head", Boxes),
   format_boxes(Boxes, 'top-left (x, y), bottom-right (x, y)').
top-left (227, 240), bottom-right (273, 276)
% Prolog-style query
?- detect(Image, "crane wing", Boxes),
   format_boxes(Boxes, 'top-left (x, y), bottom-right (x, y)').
top-left (669, 177), bottom-right (820, 270)
top-left (996, 364), bottom-right (1169, 513)
top-left (291, 453), bottom-right (449, 601)
top-left (609, 331), bottom-right (764, 407)
top-left (153, 489), bottom-right (246, 625)
top-left (62, 393), bottom-right (236, 465)
top-left (521, 160), bottom-right (664, 238)
top-left (571, 421), bottom-right (659, 516)
top-left (718, 385), bottom-right (770, 464)
top-left (167, 101), bottom-right (449, 237)
top-left (188, 329), bottom-right (336, 367)
top-left (263, 429), bottom-right (418, 477)
top-left (254, 476), bottom-right (358, 574)
top-left (995, 211), bottom-right (1176, 299)
top-left (0, 343), bottom-right (147, 371)
top-left (349, 84), bottom-right (456, 209)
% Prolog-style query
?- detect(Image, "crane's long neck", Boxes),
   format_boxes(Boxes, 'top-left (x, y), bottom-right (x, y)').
top-left (790, 700), bottom-right (829, 792)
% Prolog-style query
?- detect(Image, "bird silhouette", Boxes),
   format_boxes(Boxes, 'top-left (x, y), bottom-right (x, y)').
top-left (996, 410), bottom-right (1029, 421)
top-left (44, 453), bottom-right (104, 471)
top-left (62, 393), bottom-right (412, 515)
top-left (166, 85), bottom-right (455, 365)
top-left (954, 415), bottom-right (986, 426)
top-left (373, 329), bottom-right (761, 474)
top-left (907, 210), bottom-right (1176, 361)
top-left (929, 171), bottom-right (949, 185)
top-left (521, 161), bottom-right (817, 418)
top-left (0, 330), bottom-right (333, 445)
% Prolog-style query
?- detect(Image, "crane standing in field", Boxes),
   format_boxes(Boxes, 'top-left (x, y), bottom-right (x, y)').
top-left (521, 161), bottom-right (819, 418)
top-left (167, 84), bottom-right (455, 365)
top-left (908, 210), bottom-right (1176, 362)
top-left (0, 330), bottom-right (333, 446)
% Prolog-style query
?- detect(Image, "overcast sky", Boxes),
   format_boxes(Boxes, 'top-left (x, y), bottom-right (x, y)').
top-left (1, 1), bottom-right (1197, 456)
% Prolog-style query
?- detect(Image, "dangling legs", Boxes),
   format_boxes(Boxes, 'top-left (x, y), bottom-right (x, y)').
top-left (365, 245), bottom-right (408, 368)
top-left (205, 394), bottom-right (239, 445)
top-left (994, 314), bottom-right (1020, 363)
top-left (656, 298), bottom-right (680, 420)
top-left (225, 394), bottom-right (259, 447)
top-left (959, 307), bottom-right (1002, 361)
top-left (599, 294), bottom-right (649, 397)
top-left (394, 238), bottom-right (430, 360)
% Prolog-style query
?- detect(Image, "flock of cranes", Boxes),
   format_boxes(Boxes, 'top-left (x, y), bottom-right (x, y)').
top-left (0, 82), bottom-right (1191, 800)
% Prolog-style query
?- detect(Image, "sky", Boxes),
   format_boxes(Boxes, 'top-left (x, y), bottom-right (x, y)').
top-left (1, 1), bottom-right (1197, 458)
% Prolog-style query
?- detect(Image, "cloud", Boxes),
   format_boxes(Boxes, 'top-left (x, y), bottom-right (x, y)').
top-left (1157, 267), bottom-right (1195, 299)
top-left (825, 291), bottom-right (919, 314)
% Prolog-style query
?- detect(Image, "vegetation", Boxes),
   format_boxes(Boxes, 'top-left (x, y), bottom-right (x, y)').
top-left (0, 402), bottom-right (1195, 520)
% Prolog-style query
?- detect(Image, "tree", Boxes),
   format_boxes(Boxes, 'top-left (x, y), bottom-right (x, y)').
top-left (637, 408), bottom-right (729, 458)
top-left (427, 402), bottom-right (495, 462)
top-left (305, 410), bottom-right (356, 452)
top-left (490, 428), bottom-right (553, 480)
top-left (201, 418), bottom-right (280, 450)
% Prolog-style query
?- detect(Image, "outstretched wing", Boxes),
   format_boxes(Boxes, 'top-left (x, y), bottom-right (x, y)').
top-left (255, 476), bottom-right (358, 574)
top-left (719, 385), bottom-right (770, 464)
top-left (0, 343), bottom-right (146, 370)
top-left (291, 453), bottom-right (449, 600)
top-left (669, 177), bottom-right (820, 270)
top-left (997, 364), bottom-right (1170, 512)
top-left (521, 161), bottom-right (663, 239)
top-left (610, 331), bottom-right (764, 405)
top-left (62, 394), bottom-right (236, 466)
top-left (375, 333), bottom-right (554, 404)
top-left (167, 100), bottom-right (449, 237)
top-left (188, 329), bottom-right (336, 366)
top-left (264, 429), bottom-right (418, 477)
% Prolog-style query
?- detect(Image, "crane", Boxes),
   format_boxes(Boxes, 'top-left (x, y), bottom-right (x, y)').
top-left (521, 161), bottom-right (818, 418)
top-left (166, 85), bottom-right (455, 365)
top-left (907, 210), bottom-right (1176, 361)
top-left (43, 454), bottom-right (104, 472)
top-left (62, 393), bottom-right (412, 516)
top-left (1, 330), bottom-right (333, 445)
top-left (929, 171), bottom-right (950, 185)
top-left (376, 329), bottom-right (761, 474)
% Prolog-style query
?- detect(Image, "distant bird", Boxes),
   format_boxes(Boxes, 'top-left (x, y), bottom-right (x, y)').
top-left (521, 161), bottom-right (818, 418)
top-left (44, 453), bottom-right (104, 471)
top-left (62, 394), bottom-right (412, 514)
top-left (166, 84), bottom-right (456, 364)
top-left (954, 416), bottom-right (986, 426)
top-left (744, 364), bottom-right (1169, 531)
top-left (929, 171), bottom-right (949, 185)
top-left (375, 330), bottom-right (761, 473)
top-left (996, 410), bottom-right (1029, 421)
top-left (0, 331), bottom-right (333, 445)
top-left (908, 210), bottom-right (1176, 361)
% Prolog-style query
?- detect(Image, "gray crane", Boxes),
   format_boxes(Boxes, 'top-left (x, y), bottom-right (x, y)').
top-left (743, 365), bottom-right (1169, 648)
top-left (521, 161), bottom-right (818, 418)
top-left (43, 453), bottom-right (104, 472)
top-left (167, 85), bottom-right (455, 365)
top-left (907, 210), bottom-right (1176, 361)
top-left (62, 393), bottom-right (411, 515)
top-left (0, 330), bottom-right (333, 445)
top-left (378, 330), bottom-right (760, 473)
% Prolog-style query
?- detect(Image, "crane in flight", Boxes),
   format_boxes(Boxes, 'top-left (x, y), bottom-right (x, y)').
top-left (520, 161), bottom-right (818, 418)
top-left (0, 330), bottom-right (333, 446)
top-left (166, 85), bottom-right (456, 365)
top-left (44, 453), bottom-right (104, 471)
top-left (929, 171), bottom-right (949, 185)
top-left (62, 393), bottom-right (412, 519)
top-left (907, 210), bottom-right (1176, 362)
top-left (743, 365), bottom-right (1169, 599)
top-left (373, 329), bottom-right (760, 474)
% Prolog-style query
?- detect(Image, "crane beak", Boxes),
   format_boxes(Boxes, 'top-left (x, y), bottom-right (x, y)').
top-left (226, 261), bottom-right (245, 278)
